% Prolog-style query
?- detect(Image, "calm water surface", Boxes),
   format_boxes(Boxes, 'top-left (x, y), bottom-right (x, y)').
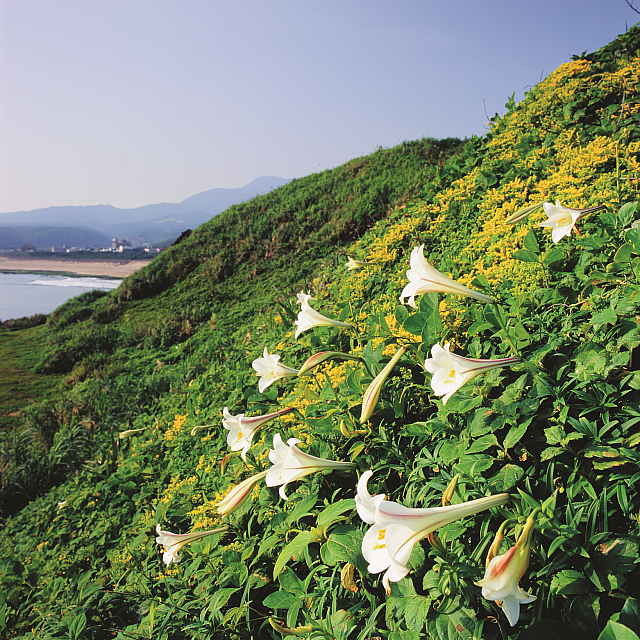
top-left (0, 273), bottom-right (121, 321)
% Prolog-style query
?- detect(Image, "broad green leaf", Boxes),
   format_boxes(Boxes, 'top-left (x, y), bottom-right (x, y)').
top-left (503, 422), bottom-right (528, 450)
top-left (316, 498), bottom-right (355, 528)
top-left (599, 621), bottom-right (640, 640)
top-left (262, 590), bottom-right (301, 610)
top-left (273, 531), bottom-right (313, 579)
top-left (278, 567), bottom-right (305, 596)
top-left (320, 525), bottom-right (366, 573)
top-left (523, 229), bottom-right (540, 253)
top-left (403, 312), bottom-right (428, 336)
top-left (591, 308), bottom-right (617, 326)
top-left (550, 569), bottom-right (592, 595)
top-left (512, 249), bottom-right (540, 263)
top-left (489, 464), bottom-right (523, 491)
top-left (615, 244), bottom-right (633, 263)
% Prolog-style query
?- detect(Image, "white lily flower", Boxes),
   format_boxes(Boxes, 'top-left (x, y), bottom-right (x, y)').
top-left (294, 292), bottom-right (351, 339)
top-left (266, 433), bottom-right (356, 500)
top-left (399, 245), bottom-right (494, 308)
top-left (424, 343), bottom-right (521, 405)
top-left (216, 469), bottom-right (269, 516)
top-left (222, 406), bottom-right (294, 460)
top-left (356, 473), bottom-right (509, 593)
top-left (476, 515), bottom-right (536, 626)
top-left (155, 523), bottom-right (228, 565)
top-left (355, 470), bottom-right (386, 524)
top-left (346, 257), bottom-right (368, 271)
top-left (252, 347), bottom-right (300, 393)
top-left (538, 200), bottom-right (605, 243)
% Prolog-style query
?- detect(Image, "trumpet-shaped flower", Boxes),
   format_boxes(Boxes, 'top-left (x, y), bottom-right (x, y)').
top-left (360, 346), bottom-right (407, 423)
top-left (252, 347), bottom-right (299, 392)
top-left (399, 245), bottom-right (494, 308)
top-left (266, 433), bottom-right (356, 500)
top-left (216, 469), bottom-right (269, 516)
top-left (294, 292), bottom-right (351, 339)
top-left (357, 473), bottom-right (509, 592)
top-left (222, 406), bottom-right (294, 460)
top-left (538, 200), bottom-right (605, 243)
top-left (155, 523), bottom-right (229, 565)
top-left (476, 516), bottom-right (536, 626)
top-left (346, 257), bottom-right (368, 271)
top-left (424, 343), bottom-right (521, 405)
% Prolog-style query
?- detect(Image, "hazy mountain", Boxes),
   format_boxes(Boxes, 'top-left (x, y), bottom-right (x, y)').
top-left (0, 176), bottom-right (290, 247)
top-left (0, 226), bottom-right (111, 250)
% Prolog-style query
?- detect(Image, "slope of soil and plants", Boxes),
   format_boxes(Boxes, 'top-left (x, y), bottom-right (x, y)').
top-left (1, 25), bottom-right (640, 640)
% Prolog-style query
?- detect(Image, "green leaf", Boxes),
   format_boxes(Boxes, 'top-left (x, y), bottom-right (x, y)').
top-left (591, 308), bottom-right (617, 326)
top-left (403, 312), bottom-right (429, 336)
top-left (512, 249), bottom-right (540, 263)
top-left (320, 525), bottom-right (366, 573)
top-left (489, 464), bottom-right (523, 491)
top-left (273, 531), bottom-right (313, 579)
top-left (599, 621), bottom-right (640, 640)
top-left (316, 498), bottom-right (356, 528)
top-left (262, 590), bottom-right (301, 610)
top-left (67, 613), bottom-right (88, 640)
top-left (524, 230), bottom-right (540, 254)
top-left (550, 569), bottom-right (592, 595)
top-left (278, 567), bottom-right (305, 596)
top-left (615, 244), bottom-right (633, 263)
top-left (426, 599), bottom-right (476, 640)
top-left (503, 422), bottom-right (528, 450)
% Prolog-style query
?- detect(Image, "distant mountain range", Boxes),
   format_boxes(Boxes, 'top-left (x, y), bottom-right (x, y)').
top-left (0, 176), bottom-right (290, 249)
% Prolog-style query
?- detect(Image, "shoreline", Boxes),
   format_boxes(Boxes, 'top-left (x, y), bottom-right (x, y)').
top-left (0, 256), bottom-right (150, 278)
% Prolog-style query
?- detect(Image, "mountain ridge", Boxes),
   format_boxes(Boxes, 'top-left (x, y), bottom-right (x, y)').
top-left (0, 175), bottom-right (290, 246)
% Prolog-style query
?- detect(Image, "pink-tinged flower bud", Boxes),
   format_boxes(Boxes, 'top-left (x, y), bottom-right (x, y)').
top-left (399, 245), bottom-right (494, 308)
top-left (360, 346), bottom-right (407, 423)
top-left (476, 515), bottom-right (537, 626)
top-left (298, 351), bottom-right (360, 377)
top-left (216, 470), bottom-right (268, 516)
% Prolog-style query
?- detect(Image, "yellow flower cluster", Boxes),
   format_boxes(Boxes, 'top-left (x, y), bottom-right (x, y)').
top-left (165, 413), bottom-right (188, 442)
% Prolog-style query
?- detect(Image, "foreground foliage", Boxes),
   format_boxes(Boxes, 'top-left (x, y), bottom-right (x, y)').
top-left (1, 24), bottom-right (640, 640)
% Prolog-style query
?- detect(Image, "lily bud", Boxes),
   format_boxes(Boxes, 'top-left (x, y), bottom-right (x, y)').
top-left (442, 474), bottom-right (460, 507)
top-left (216, 470), bottom-right (268, 516)
top-left (476, 515), bottom-right (537, 626)
top-left (360, 346), bottom-right (407, 423)
top-left (298, 351), bottom-right (360, 376)
top-left (504, 202), bottom-right (544, 225)
top-left (268, 618), bottom-right (314, 635)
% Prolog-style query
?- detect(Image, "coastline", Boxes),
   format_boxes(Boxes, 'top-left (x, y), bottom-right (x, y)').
top-left (0, 256), bottom-right (149, 278)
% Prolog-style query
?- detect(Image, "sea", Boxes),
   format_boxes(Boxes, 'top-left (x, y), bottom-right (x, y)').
top-left (0, 272), bottom-right (122, 322)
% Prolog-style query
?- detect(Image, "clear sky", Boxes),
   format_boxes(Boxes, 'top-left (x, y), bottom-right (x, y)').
top-left (0, 0), bottom-right (637, 214)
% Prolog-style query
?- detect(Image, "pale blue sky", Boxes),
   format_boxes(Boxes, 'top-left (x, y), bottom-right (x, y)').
top-left (0, 0), bottom-right (637, 213)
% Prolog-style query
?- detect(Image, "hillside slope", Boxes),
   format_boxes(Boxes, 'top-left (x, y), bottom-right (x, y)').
top-left (1, 25), bottom-right (639, 640)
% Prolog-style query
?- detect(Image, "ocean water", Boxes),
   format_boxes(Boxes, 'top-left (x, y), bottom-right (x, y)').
top-left (0, 273), bottom-right (121, 321)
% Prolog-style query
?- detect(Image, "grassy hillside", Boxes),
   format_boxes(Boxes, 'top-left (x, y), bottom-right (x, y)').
top-left (1, 25), bottom-right (640, 640)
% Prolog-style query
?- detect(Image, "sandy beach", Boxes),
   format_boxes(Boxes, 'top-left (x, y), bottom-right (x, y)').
top-left (0, 255), bottom-right (151, 278)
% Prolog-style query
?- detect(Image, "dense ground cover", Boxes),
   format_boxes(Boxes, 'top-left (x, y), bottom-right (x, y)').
top-left (1, 25), bottom-right (640, 640)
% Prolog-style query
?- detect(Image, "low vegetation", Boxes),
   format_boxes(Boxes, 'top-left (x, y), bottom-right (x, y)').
top-left (0, 25), bottom-right (639, 640)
